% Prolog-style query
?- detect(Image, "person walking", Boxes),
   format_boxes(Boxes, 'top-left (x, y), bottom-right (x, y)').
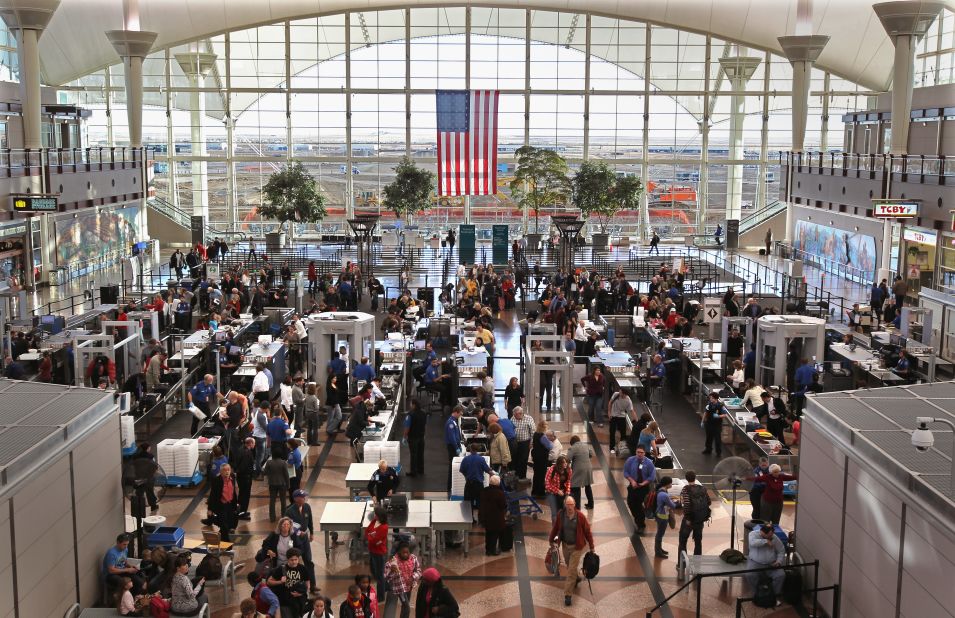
top-left (405, 399), bottom-right (427, 477)
top-left (531, 421), bottom-right (553, 497)
top-left (263, 446), bottom-right (290, 521)
top-left (654, 476), bottom-right (676, 558)
top-left (414, 568), bottom-right (459, 618)
top-left (510, 407), bottom-right (535, 480)
top-left (649, 230), bottom-right (660, 255)
top-left (607, 387), bottom-right (634, 454)
top-left (764, 228), bottom-right (773, 256)
top-left (581, 366), bottom-right (607, 427)
top-left (479, 475), bottom-right (508, 556)
top-left (364, 506), bottom-right (389, 598)
top-left (678, 470), bottom-right (711, 565)
top-left (232, 437), bottom-right (256, 520)
top-left (566, 435), bottom-right (595, 510)
top-left (623, 446), bottom-right (656, 534)
top-left (544, 455), bottom-right (572, 523)
top-left (384, 542), bottom-right (421, 618)
top-left (700, 392), bottom-right (729, 456)
top-left (549, 496), bottom-right (595, 607)
top-left (205, 463), bottom-right (239, 542)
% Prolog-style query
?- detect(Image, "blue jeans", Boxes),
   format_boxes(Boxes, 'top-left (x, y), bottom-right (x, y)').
top-left (253, 436), bottom-right (267, 474)
top-left (655, 516), bottom-right (669, 554)
top-left (585, 395), bottom-right (604, 423)
top-left (547, 493), bottom-right (564, 522)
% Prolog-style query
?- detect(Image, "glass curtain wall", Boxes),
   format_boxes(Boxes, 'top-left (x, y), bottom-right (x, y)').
top-left (51, 7), bottom-right (877, 238)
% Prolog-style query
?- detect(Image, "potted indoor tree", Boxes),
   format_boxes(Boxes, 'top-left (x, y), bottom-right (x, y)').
top-left (382, 156), bottom-right (436, 223)
top-left (260, 161), bottom-right (327, 251)
top-left (510, 145), bottom-right (570, 249)
top-left (571, 161), bottom-right (644, 249)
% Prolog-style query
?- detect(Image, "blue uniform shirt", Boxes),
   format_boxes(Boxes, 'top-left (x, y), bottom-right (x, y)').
top-left (652, 362), bottom-right (666, 379)
top-left (794, 363), bottom-right (815, 387)
top-left (328, 358), bottom-right (347, 375)
top-left (445, 416), bottom-right (462, 447)
top-left (353, 363), bottom-right (376, 382)
top-left (190, 381), bottom-right (217, 404)
top-left (425, 363), bottom-right (442, 384)
top-left (459, 453), bottom-right (491, 483)
top-left (623, 455), bottom-right (656, 485)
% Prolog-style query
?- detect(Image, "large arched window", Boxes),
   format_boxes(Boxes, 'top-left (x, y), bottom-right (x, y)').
top-left (54, 7), bottom-right (875, 237)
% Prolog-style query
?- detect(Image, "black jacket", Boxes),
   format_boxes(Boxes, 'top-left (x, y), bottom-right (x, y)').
top-left (254, 531), bottom-right (308, 564)
top-left (206, 474), bottom-right (239, 515)
top-left (367, 467), bottom-right (400, 501)
top-left (414, 582), bottom-right (460, 617)
top-left (754, 398), bottom-right (788, 421)
top-left (407, 409), bottom-right (428, 441)
top-left (339, 595), bottom-right (373, 618)
top-left (230, 445), bottom-right (255, 478)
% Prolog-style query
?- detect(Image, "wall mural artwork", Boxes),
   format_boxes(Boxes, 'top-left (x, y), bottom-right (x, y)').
top-left (54, 206), bottom-right (140, 265)
top-left (793, 220), bottom-right (877, 279)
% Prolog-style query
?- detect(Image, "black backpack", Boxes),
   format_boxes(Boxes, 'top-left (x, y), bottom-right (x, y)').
top-left (582, 551), bottom-right (600, 579)
top-left (753, 574), bottom-right (777, 608)
top-left (686, 484), bottom-right (712, 524)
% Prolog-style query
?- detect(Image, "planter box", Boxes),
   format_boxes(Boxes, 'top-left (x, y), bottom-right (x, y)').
top-left (591, 233), bottom-right (610, 249)
top-left (265, 232), bottom-right (285, 253)
top-left (525, 233), bottom-right (543, 250)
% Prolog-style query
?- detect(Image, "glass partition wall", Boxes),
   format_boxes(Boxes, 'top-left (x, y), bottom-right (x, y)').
top-left (52, 7), bottom-right (875, 239)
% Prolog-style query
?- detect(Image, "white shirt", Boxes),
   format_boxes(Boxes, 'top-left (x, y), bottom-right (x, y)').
top-left (370, 383), bottom-right (386, 401)
top-left (548, 438), bottom-right (564, 461)
top-left (742, 386), bottom-right (766, 408)
top-left (293, 319), bottom-right (307, 338)
top-left (251, 371), bottom-right (270, 394)
top-left (730, 369), bottom-right (745, 389)
top-left (280, 383), bottom-right (293, 407)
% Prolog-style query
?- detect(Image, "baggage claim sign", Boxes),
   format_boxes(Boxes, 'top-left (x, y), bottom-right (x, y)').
top-left (10, 194), bottom-right (58, 212)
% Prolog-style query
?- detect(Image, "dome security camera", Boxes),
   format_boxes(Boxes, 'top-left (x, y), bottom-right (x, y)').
top-left (912, 419), bottom-right (934, 452)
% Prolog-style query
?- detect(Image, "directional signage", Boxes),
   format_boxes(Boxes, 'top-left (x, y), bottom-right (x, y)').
top-left (703, 298), bottom-right (722, 325)
top-left (873, 200), bottom-right (919, 218)
top-left (10, 194), bottom-right (58, 212)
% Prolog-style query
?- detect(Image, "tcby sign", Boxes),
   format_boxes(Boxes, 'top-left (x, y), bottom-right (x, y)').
top-left (873, 201), bottom-right (919, 218)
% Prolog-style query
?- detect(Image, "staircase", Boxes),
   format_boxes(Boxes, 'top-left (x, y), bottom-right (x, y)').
top-left (146, 196), bottom-right (250, 245)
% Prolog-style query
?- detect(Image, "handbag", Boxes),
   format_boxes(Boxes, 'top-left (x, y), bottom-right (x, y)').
top-left (668, 511), bottom-right (676, 529)
top-left (545, 544), bottom-right (561, 576)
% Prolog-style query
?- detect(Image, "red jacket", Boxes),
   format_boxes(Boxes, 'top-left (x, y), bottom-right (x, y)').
top-left (365, 518), bottom-right (389, 555)
top-left (753, 473), bottom-right (796, 504)
top-left (549, 509), bottom-right (595, 551)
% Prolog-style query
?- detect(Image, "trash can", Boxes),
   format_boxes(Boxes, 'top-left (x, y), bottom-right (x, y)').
top-left (743, 519), bottom-right (767, 555)
top-left (100, 284), bottom-right (120, 304)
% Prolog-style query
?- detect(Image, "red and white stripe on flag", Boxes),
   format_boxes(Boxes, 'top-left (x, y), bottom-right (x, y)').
top-left (436, 89), bottom-right (499, 196)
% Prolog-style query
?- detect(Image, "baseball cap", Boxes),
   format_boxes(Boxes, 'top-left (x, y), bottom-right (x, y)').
top-left (292, 489), bottom-right (307, 499)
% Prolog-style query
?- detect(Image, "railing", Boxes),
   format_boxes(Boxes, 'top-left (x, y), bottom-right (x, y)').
top-left (146, 195), bottom-right (250, 242)
top-left (778, 242), bottom-right (875, 286)
top-left (0, 148), bottom-right (43, 177)
top-left (734, 584), bottom-right (840, 618)
top-left (646, 559), bottom-right (822, 618)
top-left (783, 150), bottom-right (953, 178)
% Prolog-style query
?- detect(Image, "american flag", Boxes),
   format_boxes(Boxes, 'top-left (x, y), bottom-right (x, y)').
top-left (436, 89), bottom-right (499, 196)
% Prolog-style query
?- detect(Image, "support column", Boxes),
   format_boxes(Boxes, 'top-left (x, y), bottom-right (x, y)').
top-left (778, 35), bottom-right (829, 153)
top-left (873, 1), bottom-right (945, 154)
top-left (106, 30), bottom-right (158, 148)
top-left (0, 1), bottom-right (60, 149)
top-left (719, 55), bottom-right (761, 222)
top-left (175, 51), bottom-right (217, 219)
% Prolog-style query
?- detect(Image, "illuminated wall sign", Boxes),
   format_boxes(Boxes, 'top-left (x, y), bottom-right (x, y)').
top-left (10, 194), bottom-right (58, 212)
top-left (902, 227), bottom-right (937, 246)
top-left (872, 200), bottom-right (919, 218)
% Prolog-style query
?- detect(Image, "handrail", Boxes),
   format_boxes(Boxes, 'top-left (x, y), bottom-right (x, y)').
top-left (739, 200), bottom-right (785, 233)
top-left (646, 559), bottom-right (820, 617)
top-left (146, 196), bottom-right (250, 242)
top-left (783, 151), bottom-right (953, 177)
